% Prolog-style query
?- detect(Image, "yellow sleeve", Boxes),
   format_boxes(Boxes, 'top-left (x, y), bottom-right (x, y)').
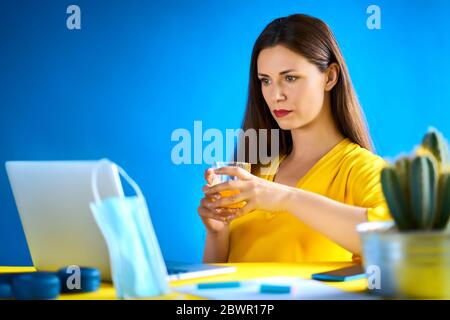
top-left (350, 154), bottom-right (392, 222)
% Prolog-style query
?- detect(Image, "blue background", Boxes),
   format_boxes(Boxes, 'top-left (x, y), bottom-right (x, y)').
top-left (1, 0), bottom-right (449, 266)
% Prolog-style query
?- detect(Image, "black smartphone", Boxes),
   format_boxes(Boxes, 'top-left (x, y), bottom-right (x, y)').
top-left (311, 265), bottom-right (366, 282)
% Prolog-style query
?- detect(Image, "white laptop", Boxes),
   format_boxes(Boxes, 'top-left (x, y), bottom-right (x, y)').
top-left (5, 161), bottom-right (236, 282)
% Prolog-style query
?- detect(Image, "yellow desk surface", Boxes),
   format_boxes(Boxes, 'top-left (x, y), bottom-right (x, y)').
top-left (0, 262), bottom-right (368, 300)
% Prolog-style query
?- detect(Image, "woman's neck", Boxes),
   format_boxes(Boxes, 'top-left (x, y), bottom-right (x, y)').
top-left (288, 100), bottom-right (345, 163)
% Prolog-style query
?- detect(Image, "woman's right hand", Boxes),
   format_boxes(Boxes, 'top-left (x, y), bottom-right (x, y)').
top-left (197, 168), bottom-right (234, 235)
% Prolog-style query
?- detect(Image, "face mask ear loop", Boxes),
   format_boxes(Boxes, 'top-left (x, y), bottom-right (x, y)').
top-left (91, 158), bottom-right (112, 205)
top-left (116, 165), bottom-right (145, 204)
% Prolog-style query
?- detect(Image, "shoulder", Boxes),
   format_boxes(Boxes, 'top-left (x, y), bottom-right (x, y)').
top-left (342, 140), bottom-right (388, 171)
top-left (335, 141), bottom-right (389, 187)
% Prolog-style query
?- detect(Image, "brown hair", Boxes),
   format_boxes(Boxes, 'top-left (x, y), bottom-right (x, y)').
top-left (237, 14), bottom-right (373, 175)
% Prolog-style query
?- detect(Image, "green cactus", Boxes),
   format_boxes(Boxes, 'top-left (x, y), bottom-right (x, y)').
top-left (394, 157), bottom-right (416, 228)
top-left (381, 167), bottom-right (413, 230)
top-left (434, 172), bottom-right (450, 229)
top-left (421, 127), bottom-right (450, 172)
top-left (380, 128), bottom-right (450, 231)
top-left (395, 157), bottom-right (412, 206)
top-left (409, 155), bottom-right (438, 229)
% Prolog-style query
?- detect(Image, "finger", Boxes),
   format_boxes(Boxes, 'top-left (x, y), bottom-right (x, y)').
top-left (202, 187), bottom-right (222, 201)
top-left (241, 199), bottom-right (256, 214)
top-left (214, 166), bottom-right (252, 180)
top-left (209, 193), bottom-right (221, 200)
top-left (224, 200), bottom-right (256, 222)
top-left (199, 199), bottom-right (235, 219)
top-left (204, 180), bottom-right (246, 196)
top-left (200, 197), bottom-right (216, 209)
top-left (223, 208), bottom-right (245, 222)
top-left (204, 168), bottom-right (216, 185)
top-left (197, 205), bottom-right (227, 222)
top-left (215, 207), bottom-right (240, 217)
top-left (206, 206), bottom-right (241, 222)
top-left (202, 184), bottom-right (215, 194)
top-left (216, 208), bottom-right (241, 224)
top-left (204, 168), bottom-right (208, 180)
top-left (207, 190), bottom-right (252, 209)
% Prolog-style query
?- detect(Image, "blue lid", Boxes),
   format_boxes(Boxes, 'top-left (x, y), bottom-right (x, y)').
top-left (0, 282), bottom-right (13, 299)
top-left (57, 266), bottom-right (101, 279)
top-left (1, 273), bottom-right (29, 299)
top-left (12, 272), bottom-right (61, 300)
top-left (57, 266), bottom-right (101, 293)
top-left (0, 273), bottom-right (15, 284)
top-left (1, 272), bottom-right (36, 285)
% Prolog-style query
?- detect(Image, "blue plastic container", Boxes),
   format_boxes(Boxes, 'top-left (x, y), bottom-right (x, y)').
top-left (0, 274), bottom-right (14, 299)
top-left (57, 266), bottom-right (101, 293)
top-left (12, 272), bottom-right (61, 300)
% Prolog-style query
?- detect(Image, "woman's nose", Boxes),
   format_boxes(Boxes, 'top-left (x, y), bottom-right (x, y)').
top-left (270, 85), bottom-right (287, 103)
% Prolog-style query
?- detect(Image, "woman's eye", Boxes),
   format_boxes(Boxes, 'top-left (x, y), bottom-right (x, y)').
top-left (260, 78), bottom-right (271, 86)
top-left (285, 75), bottom-right (297, 82)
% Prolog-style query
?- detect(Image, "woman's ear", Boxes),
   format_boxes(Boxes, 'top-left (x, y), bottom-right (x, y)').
top-left (324, 63), bottom-right (340, 91)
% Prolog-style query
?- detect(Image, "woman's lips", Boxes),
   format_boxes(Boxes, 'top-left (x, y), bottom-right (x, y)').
top-left (273, 109), bottom-right (293, 118)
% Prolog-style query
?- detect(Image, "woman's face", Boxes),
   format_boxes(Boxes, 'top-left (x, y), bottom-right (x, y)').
top-left (257, 45), bottom-right (334, 130)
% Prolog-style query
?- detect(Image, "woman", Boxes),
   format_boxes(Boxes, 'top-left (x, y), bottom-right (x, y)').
top-left (198, 14), bottom-right (391, 263)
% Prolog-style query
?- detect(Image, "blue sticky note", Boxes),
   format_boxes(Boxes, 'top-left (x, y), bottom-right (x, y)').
top-left (260, 284), bottom-right (291, 294)
top-left (197, 281), bottom-right (241, 290)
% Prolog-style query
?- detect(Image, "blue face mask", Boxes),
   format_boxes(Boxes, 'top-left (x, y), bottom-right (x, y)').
top-left (90, 159), bottom-right (170, 299)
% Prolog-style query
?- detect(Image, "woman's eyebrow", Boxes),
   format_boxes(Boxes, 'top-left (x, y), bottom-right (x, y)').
top-left (258, 69), bottom-right (297, 77)
top-left (279, 69), bottom-right (296, 75)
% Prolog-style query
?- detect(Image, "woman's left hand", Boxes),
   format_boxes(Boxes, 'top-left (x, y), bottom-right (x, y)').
top-left (202, 166), bottom-right (290, 221)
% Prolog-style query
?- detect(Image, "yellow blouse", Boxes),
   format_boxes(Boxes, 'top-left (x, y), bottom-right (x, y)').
top-left (227, 138), bottom-right (392, 263)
